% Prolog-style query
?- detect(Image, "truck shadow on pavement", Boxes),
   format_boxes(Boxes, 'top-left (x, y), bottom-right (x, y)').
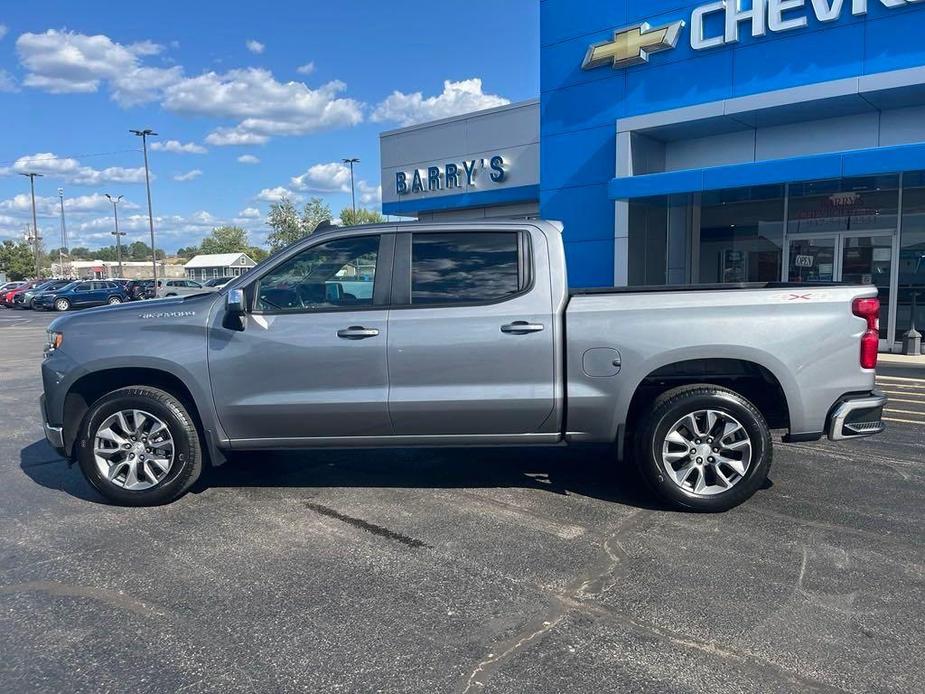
top-left (20, 438), bottom-right (685, 511)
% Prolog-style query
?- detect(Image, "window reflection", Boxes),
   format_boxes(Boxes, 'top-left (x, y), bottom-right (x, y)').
top-left (897, 172), bottom-right (925, 346)
top-left (411, 232), bottom-right (521, 304)
top-left (699, 186), bottom-right (785, 283)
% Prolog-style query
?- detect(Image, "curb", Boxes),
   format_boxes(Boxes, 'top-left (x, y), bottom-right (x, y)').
top-left (877, 363), bottom-right (925, 380)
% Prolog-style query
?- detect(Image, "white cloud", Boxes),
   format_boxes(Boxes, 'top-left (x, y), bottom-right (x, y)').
top-left (256, 186), bottom-right (301, 203)
top-left (151, 139), bottom-right (207, 154)
top-left (358, 181), bottom-right (381, 206)
top-left (237, 207), bottom-right (261, 219)
top-left (0, 70), bottom-right (16, 92)
top-left (246, 39), bottom-right (265, 55)
top-left (237, 154), bottom-right (260, 165)
top-left (0, 152), bottom-right (147, 185)
top-left (173, 169), bottom-right (203, 182)
top-left (372, 78), bottom-right (509, 127)
top-left (0, 191), bottom-right (138, 217)
top-left (16, 29), bottom-right (182, 106)
top-left (290, 161), bottom-right (351, 193)
top-left (164, 68), bottom-right (363, 145)
top-left (296, 61), bottom-right (315, 75)
top-left (15, 30), bottom-right (364, 144)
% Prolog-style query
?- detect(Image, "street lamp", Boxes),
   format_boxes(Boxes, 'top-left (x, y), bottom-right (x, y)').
top-left (130, 128), bottom-right (158, 282)
top-left (105, 194), bottom-right (125, 278)
top-left (19, 172), bottom-right (43, 277)
top-left (342, 157), bottom-right (360, 213)
top-left (57, 187), bottom-right (68, 278)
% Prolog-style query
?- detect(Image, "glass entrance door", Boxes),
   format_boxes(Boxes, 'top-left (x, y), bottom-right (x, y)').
top-left (787, 236), bottom-right (837, 282)
top-left (785, 233), bottom-right (897, 345)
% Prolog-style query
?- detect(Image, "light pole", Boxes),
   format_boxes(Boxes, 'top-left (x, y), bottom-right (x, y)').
top-left (19, 172), bottom-right (44, 277)
top-left (130, 128), bottom-right (158, 281)
top-left (106, 194), bottom-right (125, 278)
top-left (57, 187), bottom-right (68, 278)
top-left (343, 157), bottom-right (359, 213)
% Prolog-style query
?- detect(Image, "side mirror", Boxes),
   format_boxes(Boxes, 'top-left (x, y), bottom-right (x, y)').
top-left (224, 288), bottom-right (246, 331)
top-left (226, 288), bottom-right (245, 315)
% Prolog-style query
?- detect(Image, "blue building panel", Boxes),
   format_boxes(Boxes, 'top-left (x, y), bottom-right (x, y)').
top-left (563, 239), bottom-right (615, 288)
top-left (540, 0), bottom-right (925, 286)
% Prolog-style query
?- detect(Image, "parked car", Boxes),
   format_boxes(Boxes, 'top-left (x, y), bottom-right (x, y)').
top-left (156, 278), bottom-right (211, 298)
top-left (125, 279), bottom-right (156, 301)
top-left (35, 280), bottom-right (129, 312)
top-left (0, 281), bottom-right (26, 295)
top-left (204, 276), bottom-right (234, 288)
top-left (15, 279), bottom-right (73, 309)
top-left (41, 221), bottom-right (886, 509)
top-left (2, 279), bottom-right (42, 307)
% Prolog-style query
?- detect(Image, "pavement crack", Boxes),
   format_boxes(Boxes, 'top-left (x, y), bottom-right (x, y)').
top-left (461, 614), bottom-right (566, 694)
top-left (304, 501), bottom-right (431, 549)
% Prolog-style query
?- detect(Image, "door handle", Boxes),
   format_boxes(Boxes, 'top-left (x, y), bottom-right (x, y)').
top-left (501, 321), bottom-right (545, 335)
top-left (337, 326), bottom-right (380, 340)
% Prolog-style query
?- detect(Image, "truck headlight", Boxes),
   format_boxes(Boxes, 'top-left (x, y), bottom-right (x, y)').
top-left (44, 330), bottom-right (63, 356)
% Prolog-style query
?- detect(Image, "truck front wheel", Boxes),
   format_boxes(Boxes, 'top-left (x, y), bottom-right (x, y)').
top-left (636, 385), bottom-right (772, 512)
top-left (76, 386), bottom-right (203, 506)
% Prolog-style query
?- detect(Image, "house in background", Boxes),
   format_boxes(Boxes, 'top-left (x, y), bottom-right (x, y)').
top-left (184, 253), bottom-right (257, 282)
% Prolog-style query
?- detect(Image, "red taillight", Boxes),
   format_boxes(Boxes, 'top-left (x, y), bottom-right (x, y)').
top-left (852, 297), bottom-right (880, 370)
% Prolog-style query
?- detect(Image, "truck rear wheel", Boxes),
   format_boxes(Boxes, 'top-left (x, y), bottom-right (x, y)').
top-left (76, 386), bottom-right (202, 506)
top-left (636, 384), bottom-right (772, 512)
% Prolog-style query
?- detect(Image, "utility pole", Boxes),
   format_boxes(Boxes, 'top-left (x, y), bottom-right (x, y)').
top-left (57, 187), bottom-right (68, 278)
top-left (130, 128), bottom-right (158, 282)
top-left (106, 194), bottom-right (126, 278)
top-left (20, 172), bottom-right (44, 277)
top-left (343, 157), bottom-right (359, 214)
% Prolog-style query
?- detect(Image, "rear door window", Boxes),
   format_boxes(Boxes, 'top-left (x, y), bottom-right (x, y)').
top-left (410, 232), bottom-right (524, 305)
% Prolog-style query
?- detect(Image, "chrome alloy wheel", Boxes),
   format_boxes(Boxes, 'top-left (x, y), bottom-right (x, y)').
top-left (661, 409), bottom-right (752, 497)
top-left (93, 409), bottom-right (175, 491)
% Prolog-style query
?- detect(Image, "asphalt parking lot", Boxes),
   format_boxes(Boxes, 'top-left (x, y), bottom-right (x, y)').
top-left (1, 308), bottom-right (923, 693)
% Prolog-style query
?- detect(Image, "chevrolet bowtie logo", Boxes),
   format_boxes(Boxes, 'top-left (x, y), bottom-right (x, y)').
top-left (582, 21), bottom-right (685, 70)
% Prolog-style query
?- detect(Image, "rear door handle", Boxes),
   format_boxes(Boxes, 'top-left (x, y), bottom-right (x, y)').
top-left (337, 326), bottom-right (380, 340)
top-left (501, 321), bottom-right (545, 335)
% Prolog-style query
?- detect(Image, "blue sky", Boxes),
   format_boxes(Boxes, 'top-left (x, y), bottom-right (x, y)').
top-left (0, 1), bottom-right (539, 253)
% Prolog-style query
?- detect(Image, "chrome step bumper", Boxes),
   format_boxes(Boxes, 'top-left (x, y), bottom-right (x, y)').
top-left (827, 390), bottom-right (887, 441)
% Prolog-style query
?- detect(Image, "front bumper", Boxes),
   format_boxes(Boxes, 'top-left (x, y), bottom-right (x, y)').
top-left (40, 395), bottom-right (65, 454)
top-left (827, 390), bottom-right (887, 441)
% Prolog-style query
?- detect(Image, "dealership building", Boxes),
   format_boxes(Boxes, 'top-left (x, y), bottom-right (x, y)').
top-left (381, 0), bottom-right (925, 351)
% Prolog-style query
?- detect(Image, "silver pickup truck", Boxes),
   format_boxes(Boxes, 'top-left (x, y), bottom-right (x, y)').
top-left (40, 220), bottom-right (886, 511)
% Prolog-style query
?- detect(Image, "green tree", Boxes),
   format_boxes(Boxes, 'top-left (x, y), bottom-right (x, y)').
top-left (175, 245), bottom-right (199, 259)
top-left (339, 207), bottom-right (385, 226)
top-left (266, 196), bottom-right (332, 252)
top-left (0, 240), bottom-right (37, 280)
top-left (200, 225), bottom-right (251, 255)
top-left (70, 247), bottom-right (91, 259)
top-left (248, 246), bottom-right (269, 262)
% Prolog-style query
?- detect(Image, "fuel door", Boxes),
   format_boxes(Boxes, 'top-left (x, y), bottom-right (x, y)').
top-left (582, 348), bottom-right (622, 378)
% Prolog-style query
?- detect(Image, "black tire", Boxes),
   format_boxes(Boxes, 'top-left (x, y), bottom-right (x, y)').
top-left (107, 296), bottom-right (122, 305)
top-left (54, 298), bottom-right (70, 312)
top-left (635, 384), bottom-right (772, 512)
top-left (77, 386), bottom-right (202, 506)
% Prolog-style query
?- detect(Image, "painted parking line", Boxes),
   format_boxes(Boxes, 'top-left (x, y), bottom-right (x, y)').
top-left (883, 417), bottom-right (925, 425)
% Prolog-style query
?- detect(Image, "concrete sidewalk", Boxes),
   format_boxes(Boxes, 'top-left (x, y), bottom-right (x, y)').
top-left (878, 352), bottom-right (925, 379)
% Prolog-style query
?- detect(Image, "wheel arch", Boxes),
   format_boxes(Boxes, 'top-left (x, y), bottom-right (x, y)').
top-left (619, 357), bottom-right (791, 460)
top-left (62, 366), bottom-right (223, 466)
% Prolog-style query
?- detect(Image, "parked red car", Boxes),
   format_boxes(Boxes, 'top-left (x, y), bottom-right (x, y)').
top-left (1, 279), bottom-right (41, 307)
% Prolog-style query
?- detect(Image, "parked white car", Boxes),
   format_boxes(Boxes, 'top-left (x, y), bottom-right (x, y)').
top-left (155, 279), bottom-right (213, 298)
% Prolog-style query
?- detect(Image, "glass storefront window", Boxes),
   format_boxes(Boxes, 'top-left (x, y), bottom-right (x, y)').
top-left (699, 185), bottom-right (785, 284)
top-left (897, 171), bottom-right (925, 347)
top-left (788, 176), bottom-right (899, 236)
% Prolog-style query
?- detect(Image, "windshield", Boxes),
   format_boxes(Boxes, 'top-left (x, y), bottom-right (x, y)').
top-left (55, 281), bottom-right (80, 293)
